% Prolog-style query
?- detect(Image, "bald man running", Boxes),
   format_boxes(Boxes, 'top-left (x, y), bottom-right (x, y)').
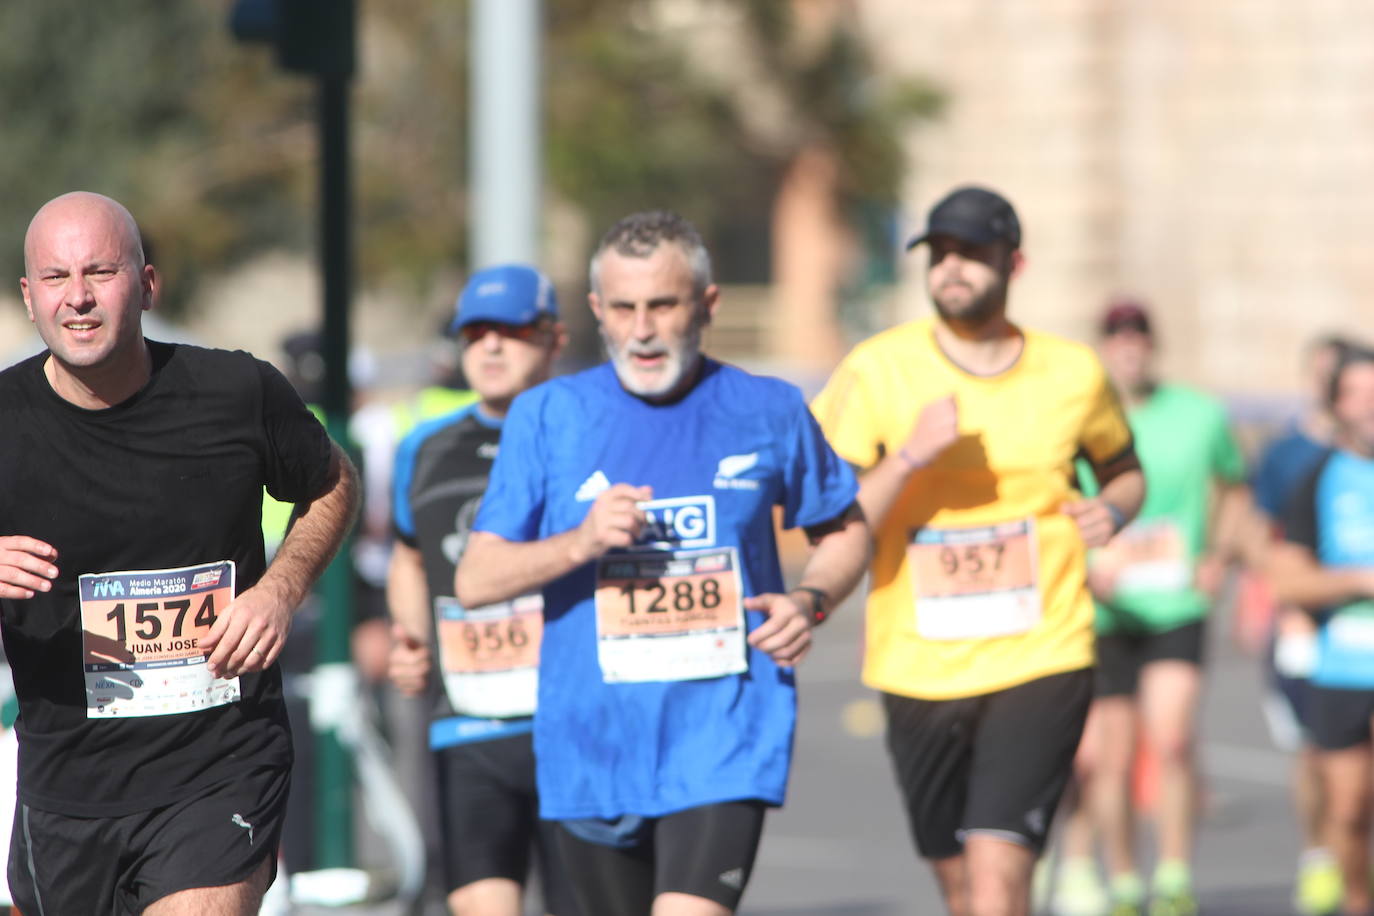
top-left (0, 192), bottom-right (358, 915)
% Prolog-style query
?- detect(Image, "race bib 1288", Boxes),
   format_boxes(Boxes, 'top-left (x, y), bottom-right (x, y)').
top-left (594, 546), bottom-right (746, 683)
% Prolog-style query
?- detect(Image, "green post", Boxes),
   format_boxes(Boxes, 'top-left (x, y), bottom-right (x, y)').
top-left (314, 62), bottom-right (355, 869)
top-left (313, 458), bottom-right (355, 868)
top-left (228, 0), bottom-right (358, 872)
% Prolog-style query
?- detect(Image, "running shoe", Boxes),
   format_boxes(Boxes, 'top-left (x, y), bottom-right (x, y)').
top-left (1147, 890), bottom-right (1197, 916)
top-left (1148, 861), bottom-right (1196, 916)
top-left (1051, 858), bottom-right (1108, 916)
top-left (1107, 872), bottom-right (1146, 916)
top-left (1032, 855), bottom-right (1053, 914)
top-left (1293, 850), bottom-right (1342, 916)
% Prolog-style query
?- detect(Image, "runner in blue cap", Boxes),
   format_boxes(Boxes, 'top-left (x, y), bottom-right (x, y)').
top-left (388, 263), bottom-right (575, 916)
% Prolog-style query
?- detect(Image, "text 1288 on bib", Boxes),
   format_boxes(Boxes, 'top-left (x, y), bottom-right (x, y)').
top-left (594, 546), bottom-right (746, 683)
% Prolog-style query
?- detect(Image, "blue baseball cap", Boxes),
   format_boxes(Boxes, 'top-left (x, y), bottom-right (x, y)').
top-left (448, 264), bottom-right (559, 335)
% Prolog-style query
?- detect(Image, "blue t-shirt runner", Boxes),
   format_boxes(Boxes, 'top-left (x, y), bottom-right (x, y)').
top-left (475, 359), bottom-right (858, 819)
top-left (384, 262), bottom-right (578, 915)
top-left (1283, 448), bottom-right (1374, 689)
top-left (391, 403), bottom-right (537, 748)
top-left (458, 210), bottom-right (868, 915)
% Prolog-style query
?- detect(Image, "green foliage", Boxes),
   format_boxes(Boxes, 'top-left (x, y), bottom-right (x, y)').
top-left (738, 0), bottom-right (944, 206)
top-left (1, 0), bottom-right (939, 318)
top-left (0, 2), bottom-right (314, 312)
top-left (351, 1), bottom-right (470, 296)
top-left (544, 9), bottom-right (774, 254)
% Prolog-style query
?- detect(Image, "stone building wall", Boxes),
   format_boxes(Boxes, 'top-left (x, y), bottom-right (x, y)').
top-left (860, 0), bottom-right (1374, 395)
top-left (9, 2), bottom-right (1371, 401)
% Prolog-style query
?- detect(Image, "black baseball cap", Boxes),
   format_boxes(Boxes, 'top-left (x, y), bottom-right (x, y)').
top-left (905, 185), bottom-right (1022, 250)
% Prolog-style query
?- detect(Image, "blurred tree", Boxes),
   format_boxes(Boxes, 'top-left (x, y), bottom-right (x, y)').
top-left (0, 0), bottom-right (937, 337)
top-left (733, 0), bottom-right (943, 213)
top-left (730, 0), bottom-right (945, 355)
top-left (0, 2), bottom-right (312, 314)
top-left (544, 0), bottom-right (774, 266)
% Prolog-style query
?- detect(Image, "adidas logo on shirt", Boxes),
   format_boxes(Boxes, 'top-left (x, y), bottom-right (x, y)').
top-left (575, 470), bottom-right (611, 502)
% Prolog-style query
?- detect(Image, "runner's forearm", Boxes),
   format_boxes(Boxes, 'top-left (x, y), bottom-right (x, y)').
top-left (386, 541), bottom-right (430, 642)
top-left (1204, 483), bottom-right (1251, 563)
top-left (794, 509), bottom-right (871, 619)
top-left (857, 452), bottom-right (921, 532)
top-left (456, 529), bottom-right (587, 608)
top-left (1277, 568), bottom-right (1374, 609)
top-left (1096, 467), bottom-right (1146, 531)
top-left (257, 442), bottom-right (360, 612)
top-left (1237, 498), bottom-right (1278, 571)
top-left (1269, 542), bottom-right (1374, 608)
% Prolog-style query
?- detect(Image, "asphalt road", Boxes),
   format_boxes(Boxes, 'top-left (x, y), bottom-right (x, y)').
top-left (743, 588), bottom-right (1302, 916)
top-left (300, 581), bottom-right (1302, 916)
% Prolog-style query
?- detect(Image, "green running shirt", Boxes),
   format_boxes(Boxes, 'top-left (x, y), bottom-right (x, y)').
top-left (1081, 383), bottom-right (1245, 634)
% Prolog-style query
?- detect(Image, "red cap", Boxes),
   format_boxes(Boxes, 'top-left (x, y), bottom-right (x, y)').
top-left (1100, 298), bottom-right (1152, 337)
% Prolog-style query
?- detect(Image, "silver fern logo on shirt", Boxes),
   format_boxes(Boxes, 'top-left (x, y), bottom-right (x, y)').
top-left (714, 452), bottom-right (761, 491)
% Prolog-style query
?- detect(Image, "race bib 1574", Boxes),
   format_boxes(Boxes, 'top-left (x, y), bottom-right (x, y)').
top-left (80, 561), bottom-right (241, 718)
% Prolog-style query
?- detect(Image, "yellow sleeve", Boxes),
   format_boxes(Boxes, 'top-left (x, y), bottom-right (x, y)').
top-left (811, 356), bottom-right (883, 470)
top-left (1077, 358), bottom-right (1134, 465)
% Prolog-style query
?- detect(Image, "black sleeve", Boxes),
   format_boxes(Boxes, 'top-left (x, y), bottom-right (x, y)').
top-left (257, 359), bottom-right (334, 503)
top-left (1281, 451), bottom-right (1333, 551)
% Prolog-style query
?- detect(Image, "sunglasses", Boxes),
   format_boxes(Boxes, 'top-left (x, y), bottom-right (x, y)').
top-left (459, 321), bottom-right (547, 344)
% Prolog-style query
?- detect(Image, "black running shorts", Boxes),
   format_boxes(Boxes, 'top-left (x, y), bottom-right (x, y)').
top-left (553, 800), bottom-right (766, 915)
top-left (435, 732), bottom-right (577, 914)
top-left (883, 669), bottom-right (1092, 860)
top-left (8, 764), bottom-right (287, 916)
top-left (1308, 684), bottom-right (1374, 751)
top-left (1095, 620), bottom-right (1207, 698)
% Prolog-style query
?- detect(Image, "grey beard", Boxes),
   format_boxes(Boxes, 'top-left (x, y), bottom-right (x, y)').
top-left (600, 321), bottom-right (705, 397)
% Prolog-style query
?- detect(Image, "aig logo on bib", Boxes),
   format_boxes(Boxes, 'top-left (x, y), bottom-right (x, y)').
top-left (636, 496), bottom-right (716, 549)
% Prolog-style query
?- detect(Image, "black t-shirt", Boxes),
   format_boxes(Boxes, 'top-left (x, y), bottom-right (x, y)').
top-left (0, 341), bottom-right (333, 815)
top-left (1281, 448), bottom-right (1350, 624)
top-left (390, 404), bottom-right (502, 723)
top-left (1280, 449), bottom-right (1335, 554)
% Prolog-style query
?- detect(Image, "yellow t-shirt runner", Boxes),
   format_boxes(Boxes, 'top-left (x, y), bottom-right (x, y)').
top-left (813, 317), bottom-right (1133, 700)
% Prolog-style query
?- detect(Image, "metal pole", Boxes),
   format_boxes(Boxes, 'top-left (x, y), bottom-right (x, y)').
top-left (314, 69), bottom-right (355, 870)
top-left (469, 0), bottom-right (542, 267)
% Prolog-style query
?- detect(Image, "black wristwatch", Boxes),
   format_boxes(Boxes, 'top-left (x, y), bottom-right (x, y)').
top-left (791, 586), bottom-right (829, 626)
